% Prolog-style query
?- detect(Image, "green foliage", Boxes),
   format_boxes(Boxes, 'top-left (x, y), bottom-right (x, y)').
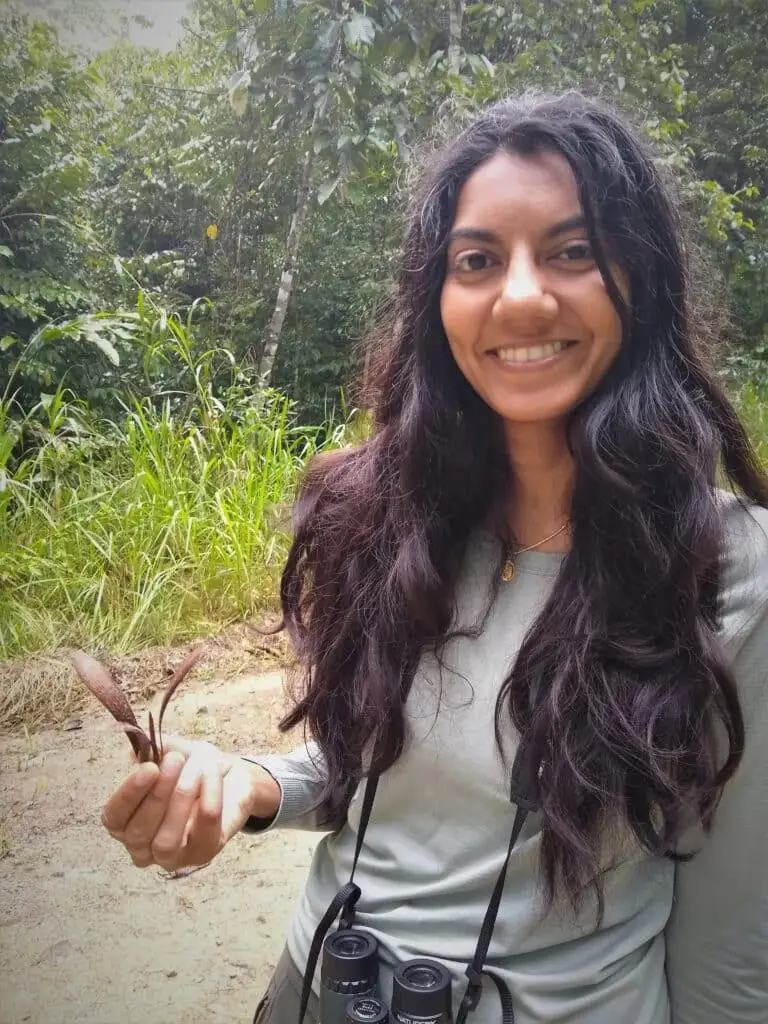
top-left (0, 14), bottom-right (112, 396)
top-left (679, 0), bottom-right (768, 360)
top-left (273, 174), bottom-right (398, 422)
top-left (730, 381), bottom-right (768, 468)
top-left (0, 306), bottom-right (349, 659)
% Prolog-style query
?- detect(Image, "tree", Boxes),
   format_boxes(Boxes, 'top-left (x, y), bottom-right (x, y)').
top-left (0, 12), bottom-right (116, 403)
top-left (677, 0), bottom-right (768, 364)
top-left (191, 0), bottom-right (493, 380)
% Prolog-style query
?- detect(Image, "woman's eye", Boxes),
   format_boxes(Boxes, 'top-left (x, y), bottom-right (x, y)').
top-left (556, 243), bottom-right (594, 262)
top-left (454, 251), bottom-right (493, 272)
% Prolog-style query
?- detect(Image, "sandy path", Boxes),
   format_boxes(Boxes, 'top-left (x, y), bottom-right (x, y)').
top-left (0, 670), bottom-right (319, 1024)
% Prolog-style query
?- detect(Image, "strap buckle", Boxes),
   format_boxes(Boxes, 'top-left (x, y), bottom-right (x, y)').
top-left (459, 965), bottom-right (484, 1016)
top-left (338, 883), bottom-right (361, 931)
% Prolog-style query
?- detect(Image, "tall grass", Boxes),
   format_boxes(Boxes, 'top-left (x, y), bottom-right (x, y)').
top-left (0, 326), bottom-right (348, 661)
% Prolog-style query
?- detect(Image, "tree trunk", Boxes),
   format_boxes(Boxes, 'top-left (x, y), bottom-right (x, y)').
top-left (448, 0), bottom-right (465, 45)
top-left (250, 22), bottom-right (341, 380)
top-left (253, 148), bottom-right (314, 380)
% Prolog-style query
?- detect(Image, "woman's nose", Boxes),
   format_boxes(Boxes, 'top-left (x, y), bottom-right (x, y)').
top-left (493, 253), bottom-right (558, 327)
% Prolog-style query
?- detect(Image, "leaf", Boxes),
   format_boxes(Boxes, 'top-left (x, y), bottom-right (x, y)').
top-left (81, 326), bottom-right (120, 366)
top-left (313, 132), bottom-right (333, 155)
top-left (227, 70), bottom-right (251, 118)
top-left (316, 178), bottom-right (341, 206)
top-left (227, 69), bottom-right (251, 92)
top-left (229, 87), bottom-right (249, 117)
top-left (344, 15), bottom-right (376, 48)
top-left (91, 335), bottom-right (120, 366)
top-left (0, 335), bottom-right (18, 351)
top-left (206, 224), bottom-right (218, 240)
top-left (0, 246), bottom-right (13, 260)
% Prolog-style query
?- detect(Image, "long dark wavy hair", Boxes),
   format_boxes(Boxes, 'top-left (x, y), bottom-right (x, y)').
top-left (277, 92), bottom-right (768, 911)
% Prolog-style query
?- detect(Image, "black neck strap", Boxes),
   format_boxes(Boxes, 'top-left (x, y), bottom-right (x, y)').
top-left (298, 774), bottom-right (379, 1024)
top-left (454, 802), bottom-right (528, 1024)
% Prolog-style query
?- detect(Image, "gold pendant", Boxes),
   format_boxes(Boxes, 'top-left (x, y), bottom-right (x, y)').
top-left (501, 559), bottom-right (516, 583)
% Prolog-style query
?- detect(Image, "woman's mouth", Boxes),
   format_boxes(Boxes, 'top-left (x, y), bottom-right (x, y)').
top-left (493, 340), bottom-right (578, 366)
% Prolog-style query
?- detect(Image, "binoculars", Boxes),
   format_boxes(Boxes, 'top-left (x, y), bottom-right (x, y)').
top-left (320, 929), bottom-right (453, 1024)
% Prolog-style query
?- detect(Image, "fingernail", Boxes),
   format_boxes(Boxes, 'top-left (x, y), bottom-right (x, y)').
top-left (161, 752), bottom-right (185, 776)
top-left (177, 758), bottom-right (200, 792)
top-left (135, 762), bottom-right (158, 784)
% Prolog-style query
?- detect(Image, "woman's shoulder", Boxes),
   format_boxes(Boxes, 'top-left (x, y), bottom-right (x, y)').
top-left (716, 488), bottom-right (768, 651)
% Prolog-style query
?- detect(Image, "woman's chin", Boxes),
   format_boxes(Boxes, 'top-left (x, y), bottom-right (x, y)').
top-left (484, 389), bottom-right (583, 426)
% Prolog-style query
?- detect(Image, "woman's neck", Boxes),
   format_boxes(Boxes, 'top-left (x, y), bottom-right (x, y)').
top-left (503, 420), bottom-right (574, 550)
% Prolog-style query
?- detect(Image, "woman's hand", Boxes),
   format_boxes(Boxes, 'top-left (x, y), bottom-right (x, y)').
top-left (100, 737), bottom-right (281, 871)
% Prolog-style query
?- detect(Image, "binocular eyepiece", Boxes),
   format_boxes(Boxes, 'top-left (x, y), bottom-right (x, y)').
top-left (321, 929), bottom-right (453, 1024)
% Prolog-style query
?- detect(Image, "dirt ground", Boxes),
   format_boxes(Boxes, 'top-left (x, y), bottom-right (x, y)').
top-left (0, 653), bottom-right (320, 1024)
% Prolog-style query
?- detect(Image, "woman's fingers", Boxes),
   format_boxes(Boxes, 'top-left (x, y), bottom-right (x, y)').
top-left (199, 756), bottom-right (225, 823)
top-left (101, 742), bottom-right (228, 871)
top-left (150, 755), bottom-right (224, 869)
top-left (160, 735), bottom-right (223, 764)
top-left (150, 756), bottom-right (204, 868)
top-left (101, 760), bottom-right (161, 837)
top-left (119, 752), bottom-right (187, 865)
top-left (178, 759), bottom-right (225, 866)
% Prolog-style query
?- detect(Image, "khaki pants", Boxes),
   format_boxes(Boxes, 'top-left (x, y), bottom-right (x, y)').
top-left (253, 947), bottom-right (320, 1024)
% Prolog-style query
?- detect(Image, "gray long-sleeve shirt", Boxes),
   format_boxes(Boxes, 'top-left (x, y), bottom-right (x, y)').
top-left (245, 492), bottom-right (768, 1024)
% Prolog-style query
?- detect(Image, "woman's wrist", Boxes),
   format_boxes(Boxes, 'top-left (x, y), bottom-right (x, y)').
top-left (244, 761), bottom-right (282, 822)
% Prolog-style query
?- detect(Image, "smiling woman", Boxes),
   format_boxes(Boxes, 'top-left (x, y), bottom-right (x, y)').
top-left (441, 150), bottom-right (626, 430)
top-left (98, 92), bottom-right (768, 1024)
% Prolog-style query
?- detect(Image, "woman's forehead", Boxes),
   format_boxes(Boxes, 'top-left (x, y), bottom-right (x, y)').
top-left (451, 150), bottom-right (583, 234)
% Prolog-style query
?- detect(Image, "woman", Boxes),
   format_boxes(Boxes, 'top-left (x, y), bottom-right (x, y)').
top-left (101, 93), bottom-right (768, 1024)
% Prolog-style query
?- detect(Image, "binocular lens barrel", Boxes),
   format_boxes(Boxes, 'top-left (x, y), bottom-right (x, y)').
top-left (320, 930), bottom-right (380, 1024)
top-left (391, 960), bottom-right (453, 1023)
top-left (322, 929), bottom-right (379, 988)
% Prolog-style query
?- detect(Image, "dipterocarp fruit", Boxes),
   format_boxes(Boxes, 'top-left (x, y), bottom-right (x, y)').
top-left (71, 648), bottom-right (204, 763)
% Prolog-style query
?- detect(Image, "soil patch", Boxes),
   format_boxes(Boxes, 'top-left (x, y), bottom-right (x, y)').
top-left (0, 653), bottom-right (319, 1024)
top-left (0, 622), bottom-right (291, 730)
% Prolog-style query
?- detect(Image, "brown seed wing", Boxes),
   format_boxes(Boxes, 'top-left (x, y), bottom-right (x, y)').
top-left (71, 651), bottom-right (152, 762)
top-left (155, 646), bottom-right (205, 757)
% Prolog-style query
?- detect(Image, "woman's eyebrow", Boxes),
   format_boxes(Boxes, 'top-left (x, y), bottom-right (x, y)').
top-left (446, 215), bottom-right (588, 248)
top-left (544, 214), bottom-right (587, 239)
top-left (446, 227), bottom-right (500, 246)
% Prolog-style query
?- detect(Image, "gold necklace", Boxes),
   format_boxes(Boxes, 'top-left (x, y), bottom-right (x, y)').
top-left (500, 522), bottom-right (569, 582)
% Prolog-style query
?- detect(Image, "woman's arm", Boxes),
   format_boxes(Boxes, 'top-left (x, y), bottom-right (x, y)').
top-left (241, 740), bottom-right (342, 833)
top-left (665, 665), bottom-right (768, 1021)
top-left (666, 504), bottom-right (768, 1023)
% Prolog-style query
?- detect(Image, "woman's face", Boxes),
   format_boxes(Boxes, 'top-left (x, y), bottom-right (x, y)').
top-left (440, 149), bottom-right (627, 426)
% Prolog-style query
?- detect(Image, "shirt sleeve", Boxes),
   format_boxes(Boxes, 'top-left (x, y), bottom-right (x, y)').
top-left (665, 498), bottom-right (768, 1023)
top-left (240, 739), bottom-right (339, 833)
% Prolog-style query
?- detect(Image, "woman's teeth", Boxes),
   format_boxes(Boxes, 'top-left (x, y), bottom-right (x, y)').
top-left (496, 340), bottom-right (568, 364)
